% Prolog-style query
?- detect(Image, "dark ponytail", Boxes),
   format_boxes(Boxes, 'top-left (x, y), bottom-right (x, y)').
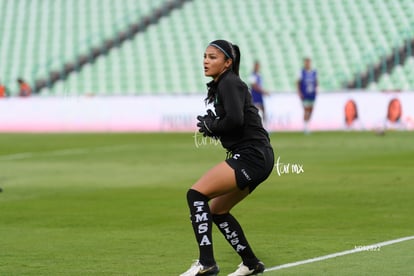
top-left (231, 44), bottom-right (240, 76)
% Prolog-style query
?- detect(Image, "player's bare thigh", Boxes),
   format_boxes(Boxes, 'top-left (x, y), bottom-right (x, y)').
top-left (191, 161), bottom-right (239, 199)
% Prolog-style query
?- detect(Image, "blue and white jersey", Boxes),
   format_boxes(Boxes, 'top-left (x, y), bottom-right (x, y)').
top-left (298, 69), bottom-right (317, 100)
top-left (249, 72), bottom-right (264, 104)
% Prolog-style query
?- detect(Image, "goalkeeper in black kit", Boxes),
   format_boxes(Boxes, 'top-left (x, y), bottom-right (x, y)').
top-left (180, 40), bottom-right (274, 276)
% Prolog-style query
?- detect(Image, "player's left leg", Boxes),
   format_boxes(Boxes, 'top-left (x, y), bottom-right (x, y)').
top-left (307, 105), bottom-right (314, 119)
top-left (303, 103), bottom-right (314, 133)
top-left (210, 191), bottom-right (265, 276)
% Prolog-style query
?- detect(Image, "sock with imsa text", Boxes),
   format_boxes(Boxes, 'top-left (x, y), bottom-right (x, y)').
top-left (212, 213), bottom-right (259, 268)
top-left (186, 189), bottom-right (215, 266)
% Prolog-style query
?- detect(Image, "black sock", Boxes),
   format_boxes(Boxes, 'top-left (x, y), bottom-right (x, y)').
top-left (212, 213), bottom-right (259, 268)
top-left (186, 189), bottom-right (215, 266)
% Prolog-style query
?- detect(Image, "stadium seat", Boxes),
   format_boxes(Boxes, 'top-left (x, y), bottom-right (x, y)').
top-left (1, 0), bottom-right (413, 95)
top-left (375, 57), bottom-right (414, 91)
top-left (0, 0), bottom-right (166, 96)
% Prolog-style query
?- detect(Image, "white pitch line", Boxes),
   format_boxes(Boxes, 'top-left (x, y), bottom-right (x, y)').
top-left (265, 235), bottom-right (414, 272)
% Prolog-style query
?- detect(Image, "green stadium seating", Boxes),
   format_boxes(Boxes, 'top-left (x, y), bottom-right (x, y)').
top-left (1, 0), bottom-right (413, 96)
top-left (374, 57), bottom-right (414, 91)
top-left (0, 0), bottom-right (167, 95)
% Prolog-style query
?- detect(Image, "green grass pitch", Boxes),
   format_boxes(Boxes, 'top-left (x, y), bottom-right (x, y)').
top-left (0, 132), bottom-right (413, 275)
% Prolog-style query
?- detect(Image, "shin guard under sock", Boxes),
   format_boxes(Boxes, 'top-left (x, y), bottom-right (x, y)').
top-left (186, 189), bottom-right (215, 266)
top-left (212, 213), bottom-right (259, 268)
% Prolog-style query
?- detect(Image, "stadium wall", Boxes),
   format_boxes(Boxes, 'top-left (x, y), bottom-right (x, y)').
top-left (0, 92), bottom-right (413, 132)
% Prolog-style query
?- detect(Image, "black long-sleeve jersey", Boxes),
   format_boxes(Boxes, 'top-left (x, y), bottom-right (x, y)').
top-left (206, 70), bottom-right (271, 151)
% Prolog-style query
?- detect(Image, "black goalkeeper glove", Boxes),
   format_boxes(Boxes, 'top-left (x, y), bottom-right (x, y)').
top-left (197, 109), bottom-right (217, 137)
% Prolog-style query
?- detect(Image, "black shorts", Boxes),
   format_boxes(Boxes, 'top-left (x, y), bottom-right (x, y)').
top-left (226, 144), bottom-right (274, 193)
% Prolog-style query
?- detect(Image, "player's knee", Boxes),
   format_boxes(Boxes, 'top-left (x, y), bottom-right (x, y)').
top-left (210, 204), bottom-right (231, 215)
top-left (186, 188), bottom-right (209, 203)
top-left (212, 213), bottom-right (230, 224)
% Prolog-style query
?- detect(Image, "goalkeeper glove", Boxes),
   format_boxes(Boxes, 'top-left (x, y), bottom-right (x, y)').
top-left (197, 109), bottom-right (217, 137)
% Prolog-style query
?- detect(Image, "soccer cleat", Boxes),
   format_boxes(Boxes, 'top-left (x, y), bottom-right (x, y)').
top-left (180, 260), bottom-right (220, 276)
top-left (227, 261), bottom-right (265, 276)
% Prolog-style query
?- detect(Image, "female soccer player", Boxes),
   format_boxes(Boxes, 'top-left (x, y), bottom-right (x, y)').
top-left (180, 40), bottom-right (274, 276)
top-left (249, 61), bottom-right (269, 123)
top-left (297, 57), bottom-right (317, 133)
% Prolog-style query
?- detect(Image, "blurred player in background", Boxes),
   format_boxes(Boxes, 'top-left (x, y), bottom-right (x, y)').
top-left (0, 80), bottom-right (8, 98)
top-left (297, 57), bottom-right (317, 133)
top-left (17, 78), bottom-right (32, 97)
top-left (181, 40), bottom-right (274, 276)
top-left (249, 61), bottom-right (269, 123)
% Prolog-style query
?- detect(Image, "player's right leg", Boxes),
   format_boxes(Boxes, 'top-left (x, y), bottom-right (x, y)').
top-left (180, 162), bottom-right (239, 276)
top-left (179, 260), bottom-right (220, 276)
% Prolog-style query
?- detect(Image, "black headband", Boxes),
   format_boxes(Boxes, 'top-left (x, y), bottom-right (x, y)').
top-left (209, 40), bottom-right (235, 60)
